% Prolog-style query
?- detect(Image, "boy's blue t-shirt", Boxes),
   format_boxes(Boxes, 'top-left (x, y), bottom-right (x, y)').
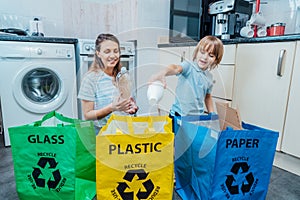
top-left (171, 61), bottom-right (213, 116)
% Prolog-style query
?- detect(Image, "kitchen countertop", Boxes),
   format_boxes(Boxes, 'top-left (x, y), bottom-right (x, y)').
top-left (158, 34), bottom-right (300, 48)
top-left (0, 34), bottom-right (78, 44)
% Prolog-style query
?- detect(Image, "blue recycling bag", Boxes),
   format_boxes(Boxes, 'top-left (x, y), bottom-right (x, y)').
top-left (173, 115), bottom-right (278, 200)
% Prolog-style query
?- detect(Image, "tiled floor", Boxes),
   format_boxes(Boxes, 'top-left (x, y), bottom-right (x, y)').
top-left (1, 134), bottom-right (300, 200)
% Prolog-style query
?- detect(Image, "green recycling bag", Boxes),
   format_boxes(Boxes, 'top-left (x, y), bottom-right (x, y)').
top-left (8, 111), bottom-right (96, 200)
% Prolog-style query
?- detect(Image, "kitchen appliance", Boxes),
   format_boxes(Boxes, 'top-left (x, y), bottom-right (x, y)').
top-left (0, 28), bottom-right (28, 36)
top-left (169, 0), bottom-right (215, 42)
top-left (268, 23), bottom-right (286, 36)
top-left (209, 0), bottom-right (252, 39)
top-left (29, 18), bottom-right (44, 36)
top-left (76, 39), bottom-right (137, 120)
top-left (0, 41), bottom-right (78, 146)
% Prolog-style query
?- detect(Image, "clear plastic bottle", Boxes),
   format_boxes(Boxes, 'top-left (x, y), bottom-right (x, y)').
top-left (116, 67), bottom-right (132, 99)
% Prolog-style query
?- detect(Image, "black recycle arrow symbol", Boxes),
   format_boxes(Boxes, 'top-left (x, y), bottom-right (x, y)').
top-left (32, 157), bottom-right (62, 189)
top-left (47, 169), bottom-right (62, 189)
top-left (117, 169), bottom-right (155, 200)
top-left (38, 157), bottom-right (58, 168)
top-left (136, 179), bottom-right (154, 199)
top-left (123, 169), bottom-right (149, 181)
top-left (225, 175), bottom-right (239, 195)
top-left (117, 182), bottom-right (134, 200)
top-left (225, 162), bottom-right (255, 195)
top-left (32, 167), bottom-right (46, 187)
top-left (241, 172), bottom-right (254, 194)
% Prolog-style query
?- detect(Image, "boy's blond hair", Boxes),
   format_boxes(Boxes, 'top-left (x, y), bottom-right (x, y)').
top-left (192, 35), bottom-right (224, 70)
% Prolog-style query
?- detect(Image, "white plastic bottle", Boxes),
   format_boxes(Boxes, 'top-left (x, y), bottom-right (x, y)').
top-left (147, 81), bottom-right (164, 105)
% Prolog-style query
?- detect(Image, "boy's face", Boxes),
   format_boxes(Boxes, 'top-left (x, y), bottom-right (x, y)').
top-left (195, 47), bottom-right (216, 70)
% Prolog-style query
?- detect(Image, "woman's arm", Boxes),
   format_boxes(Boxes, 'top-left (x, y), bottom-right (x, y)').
top-left (81, 100), bottom-right (113, 120)
top-left (81, 98), bottom-right (137, 120)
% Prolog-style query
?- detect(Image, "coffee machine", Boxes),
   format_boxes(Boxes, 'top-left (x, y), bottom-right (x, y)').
top-left (209, 0), bottom-right (252, 39)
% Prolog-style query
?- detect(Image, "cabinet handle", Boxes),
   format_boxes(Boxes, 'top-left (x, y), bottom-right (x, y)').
top-left (181, 51), bottom-right (186, 62)
top-left (277, 49), bottom-right (286, 77)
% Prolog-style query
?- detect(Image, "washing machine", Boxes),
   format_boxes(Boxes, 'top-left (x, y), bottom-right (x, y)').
top-left (0, 41), bottom-right (78, 146)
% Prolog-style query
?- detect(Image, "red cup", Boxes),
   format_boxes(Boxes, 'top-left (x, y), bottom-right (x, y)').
top-left (269, 23), bottom-right (286, 36)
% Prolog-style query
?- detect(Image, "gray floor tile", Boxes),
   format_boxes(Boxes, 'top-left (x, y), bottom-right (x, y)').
top-left (1, 134), bottom-right (300, 200)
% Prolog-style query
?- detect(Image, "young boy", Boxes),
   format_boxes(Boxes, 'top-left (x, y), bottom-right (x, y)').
top-left (149, 35), bottom-right (224, 116)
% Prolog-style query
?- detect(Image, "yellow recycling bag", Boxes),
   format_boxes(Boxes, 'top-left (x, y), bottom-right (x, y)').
top-left (96, 114), bottom-right (174, 200)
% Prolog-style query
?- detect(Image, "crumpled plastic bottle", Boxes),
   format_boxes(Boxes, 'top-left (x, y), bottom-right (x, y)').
top-left (116, 67), bottom-right (132, 99)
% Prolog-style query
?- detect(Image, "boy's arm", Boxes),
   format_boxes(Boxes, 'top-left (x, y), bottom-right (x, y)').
top-left (205, 93), bottom-right (214, 113)
top-left (149, 64), bottom-right (183, 88)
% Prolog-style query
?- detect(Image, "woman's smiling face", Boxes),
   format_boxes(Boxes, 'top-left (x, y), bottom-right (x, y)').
top-left (97, 40), bottom-right (120, 69)
top-left (195, 47), bottom-right (216, 70)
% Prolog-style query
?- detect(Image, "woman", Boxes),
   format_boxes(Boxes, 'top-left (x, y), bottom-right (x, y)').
top-left (78, 33), bottom-right (138, 133)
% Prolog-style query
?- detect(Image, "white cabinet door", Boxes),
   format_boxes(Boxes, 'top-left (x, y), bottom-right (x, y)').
top-left (211, 45), bottom-right (236, 101)
top-left (232, 42), bottom-right (296, 150)
top-left (136, 46), bottom-right (190, 114)
top-left (282, 41), bottom-right (300, 158)
top-left (220, 44), bottom-right (236, 65)
top-left (159, 46), bottom-right (191, 64)
top-left (211, 65), bottom-right (235, 100)
top-left (191, 44), bottom-right (236, 112)
top-left (158, 46), bottom-right (190, 112)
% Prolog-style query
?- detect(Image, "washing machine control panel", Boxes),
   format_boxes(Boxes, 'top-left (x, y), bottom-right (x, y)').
top-left (55, 48), bottom-right (72, 58)
top-left (30, 45), bottom-right (73, 59)
top-left (36, 48), bottom-right (43, 55)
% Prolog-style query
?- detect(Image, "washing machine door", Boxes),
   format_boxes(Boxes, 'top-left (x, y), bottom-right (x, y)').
top-left (13, 65), bottom-right (67, 113)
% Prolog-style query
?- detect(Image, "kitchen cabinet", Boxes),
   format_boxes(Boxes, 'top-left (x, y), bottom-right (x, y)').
top-left (210, 45), bottom-right (236, 100)
top-left (157, 44), bottom-right (236, 113)
top-left (205, 44), bottom-right (236, 111)
top-left (169, 0), bottom-right (214, 42)
top-left (157, 46), bottom-right (191, 112)
top-left (281, 41), bottom-right (300, 158)
top-left (232, 42), bottom-right (296, 151)
top-left (136, 46), bottom-right (190, 115)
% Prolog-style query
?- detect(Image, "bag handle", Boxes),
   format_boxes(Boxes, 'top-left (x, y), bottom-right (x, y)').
top-left (42, 111), bottom-right (74, 123)
top-left (101, 114), bottom-right (168, 135)
top-left (32, 111), bottom-right (75, 127)
top-left (110, 115), bottom-right (135, 134)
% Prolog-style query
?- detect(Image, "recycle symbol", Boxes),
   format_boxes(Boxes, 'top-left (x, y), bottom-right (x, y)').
top-left (225, 162), bottom-right (254, 195)
top-left (117, 169), bottom-right (154, 200)
top-left (32, 157), bottom-right (62, 190)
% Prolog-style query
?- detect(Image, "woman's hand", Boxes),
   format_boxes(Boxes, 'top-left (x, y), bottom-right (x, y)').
top-left (112, 97), bottom-right (132, 112)
top-left (112, 96), bottom-right (138, 114)
top-left (127, 97), bottom-right (138, 114)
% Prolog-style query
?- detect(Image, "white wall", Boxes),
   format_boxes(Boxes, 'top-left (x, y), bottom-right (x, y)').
top-left (0, 0), bottom-right (64, 36)
top-left (0, 0), bottom-right (170, 38)
top-left (259, 0), bottom-right (300, 34)
top-left (1, 0), bottom-right (299, 40)
top-left (2, 0), bottom-right (299, 115)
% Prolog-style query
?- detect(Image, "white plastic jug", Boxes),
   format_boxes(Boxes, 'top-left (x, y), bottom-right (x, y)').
top-left (147, 81), bottom-right (164, 105)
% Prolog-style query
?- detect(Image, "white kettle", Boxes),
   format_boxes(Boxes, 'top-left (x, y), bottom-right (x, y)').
top-left (29, 18), bottom-right (44, 36)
